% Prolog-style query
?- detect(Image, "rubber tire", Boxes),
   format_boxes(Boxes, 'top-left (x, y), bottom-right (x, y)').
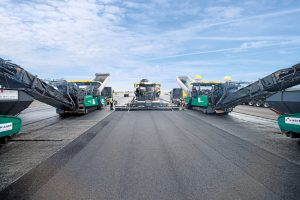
top-left (248, 101), bottom-right (254, 106)
top-left (186, 104), bottom-right (192, 109)
top-left (290, 132), bottom-right (298, 138)
top-left (263, 102), bottom-right (269, 108)
top-left (59, 112), bottom-right (69, 117)
top-left (255, 101), bottom-right (262, 107)
top-left (0, 136), bottom-right (8, 144)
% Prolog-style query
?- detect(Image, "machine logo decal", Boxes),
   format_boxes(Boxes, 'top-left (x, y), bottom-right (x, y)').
top-left (0, 90), bottom-right (18, 101)
top-left (0, 122), bottom-right (13, 132)
top-left (198, 97), bottom-right (204, 103)
top-left (285, 117), bottom-right (300, 125)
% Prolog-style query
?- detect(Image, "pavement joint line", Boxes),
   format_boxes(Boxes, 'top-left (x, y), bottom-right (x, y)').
top-left (185, 110), bottom-right (300, 166)
top-left (20, 120), bottom-right (62, 135)
top-left (0, 110), bottom-right (115, 198)
top-left (9, 139), bottom-right (63, 142)
top-left (22, 115), bottom-right (59, 126)
top-left (160, 111), bottom-right (279, 198)
top-left (20, 107), bottom-right (54, 114)
top-left (0, 121), bottom-right (112, 198)
top-left (180, 110), bottom-right (300, 197)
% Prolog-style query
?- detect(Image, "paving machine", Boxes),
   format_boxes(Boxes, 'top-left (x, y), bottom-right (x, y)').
top-left (177, 63), bottom-right (300, 136)
top-left (116, 79), bottom-right (178, 111)
top-left (0, 58), bottom-right (109, 143)
top-left (170, 88), bottom-right (183, 106)
top-left (62, 80), bottom-right (108, 114)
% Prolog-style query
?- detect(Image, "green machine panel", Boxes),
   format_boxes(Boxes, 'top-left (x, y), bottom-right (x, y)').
top-left (184, 96), bottom-right (191, 104)
top-left (99, 96), bottom-right (106, 106)
top-left (84, 95), bottom-right (99, 107)
top-left (278, 113), bottom-right (300, 134)
top-left (185, 95), bottom-right (209, 107)
top-left (0, 115), bottom-right (22, 137)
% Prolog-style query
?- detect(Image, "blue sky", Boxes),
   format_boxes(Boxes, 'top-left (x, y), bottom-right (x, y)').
top-left (0, 0), bottom-right (300, 90)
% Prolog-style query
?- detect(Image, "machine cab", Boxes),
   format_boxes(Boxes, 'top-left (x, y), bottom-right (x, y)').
top-left (134, 80), bottom-right (161, 101)
top-left (186, 81), bottom-right (223, 108)
top-left (190, 81), bottom-right (222, 97)
top-left (67, 80), bottom-right (101, 96)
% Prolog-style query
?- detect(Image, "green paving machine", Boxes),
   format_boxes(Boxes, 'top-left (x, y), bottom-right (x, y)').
top-left (177, 63), bottom-right (300, 136)
top-left (0, 58), bottom-right (109, 143)
top-left (183, 80), bottom-right (226, 113)
top-left (62, 80), bottom-right (108, 114)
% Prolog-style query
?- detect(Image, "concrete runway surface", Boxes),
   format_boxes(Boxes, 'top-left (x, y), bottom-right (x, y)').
top-left (233, 105), bottom-right (278, 120)
top-left (1, 110), bottom-right (299, 200)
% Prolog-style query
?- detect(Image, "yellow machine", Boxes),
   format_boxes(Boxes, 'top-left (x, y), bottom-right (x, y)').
top-left (116, 79), bottom-right (179, 111)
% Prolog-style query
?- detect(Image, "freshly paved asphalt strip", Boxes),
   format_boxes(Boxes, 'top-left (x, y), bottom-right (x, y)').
top-left (1, 111), bottom-right (299, 200)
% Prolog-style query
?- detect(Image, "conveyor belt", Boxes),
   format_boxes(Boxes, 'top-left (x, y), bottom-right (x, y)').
top-left (215, 63), bottom-right (300, 109)
top-left (0, 58), bottom-right (75, 114)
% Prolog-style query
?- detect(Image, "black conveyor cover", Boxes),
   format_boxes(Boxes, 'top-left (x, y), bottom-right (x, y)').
top-left (216, 63), bottom-right (300, 109)
top-left (0, 58), bottom-right (74, 110)
top-left (267, 90), bottom-right (300, 114)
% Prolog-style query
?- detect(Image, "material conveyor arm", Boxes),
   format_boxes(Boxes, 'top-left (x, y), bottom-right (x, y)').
top-left (0, 58), bottom-right (75, 109)
top-left (215, 63), bottom-right (300, 109)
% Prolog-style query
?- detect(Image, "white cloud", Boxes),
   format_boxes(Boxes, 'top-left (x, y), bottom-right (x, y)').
top-left (204, 6), bottom-right (244, 19)
top-left (145, 39), bottom-right (300, 61)
top-left (0, 1), bottom-right (299, 89)
top-left (0, 1), bottom-right (134, 69)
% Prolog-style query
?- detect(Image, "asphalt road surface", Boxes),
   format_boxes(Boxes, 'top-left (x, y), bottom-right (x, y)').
top-left (1, 110), bottom-right (299, 200)
top-left (18, 101), bottom-right (59, 126)
top-left (233, 105), bottom-right (277, 120)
